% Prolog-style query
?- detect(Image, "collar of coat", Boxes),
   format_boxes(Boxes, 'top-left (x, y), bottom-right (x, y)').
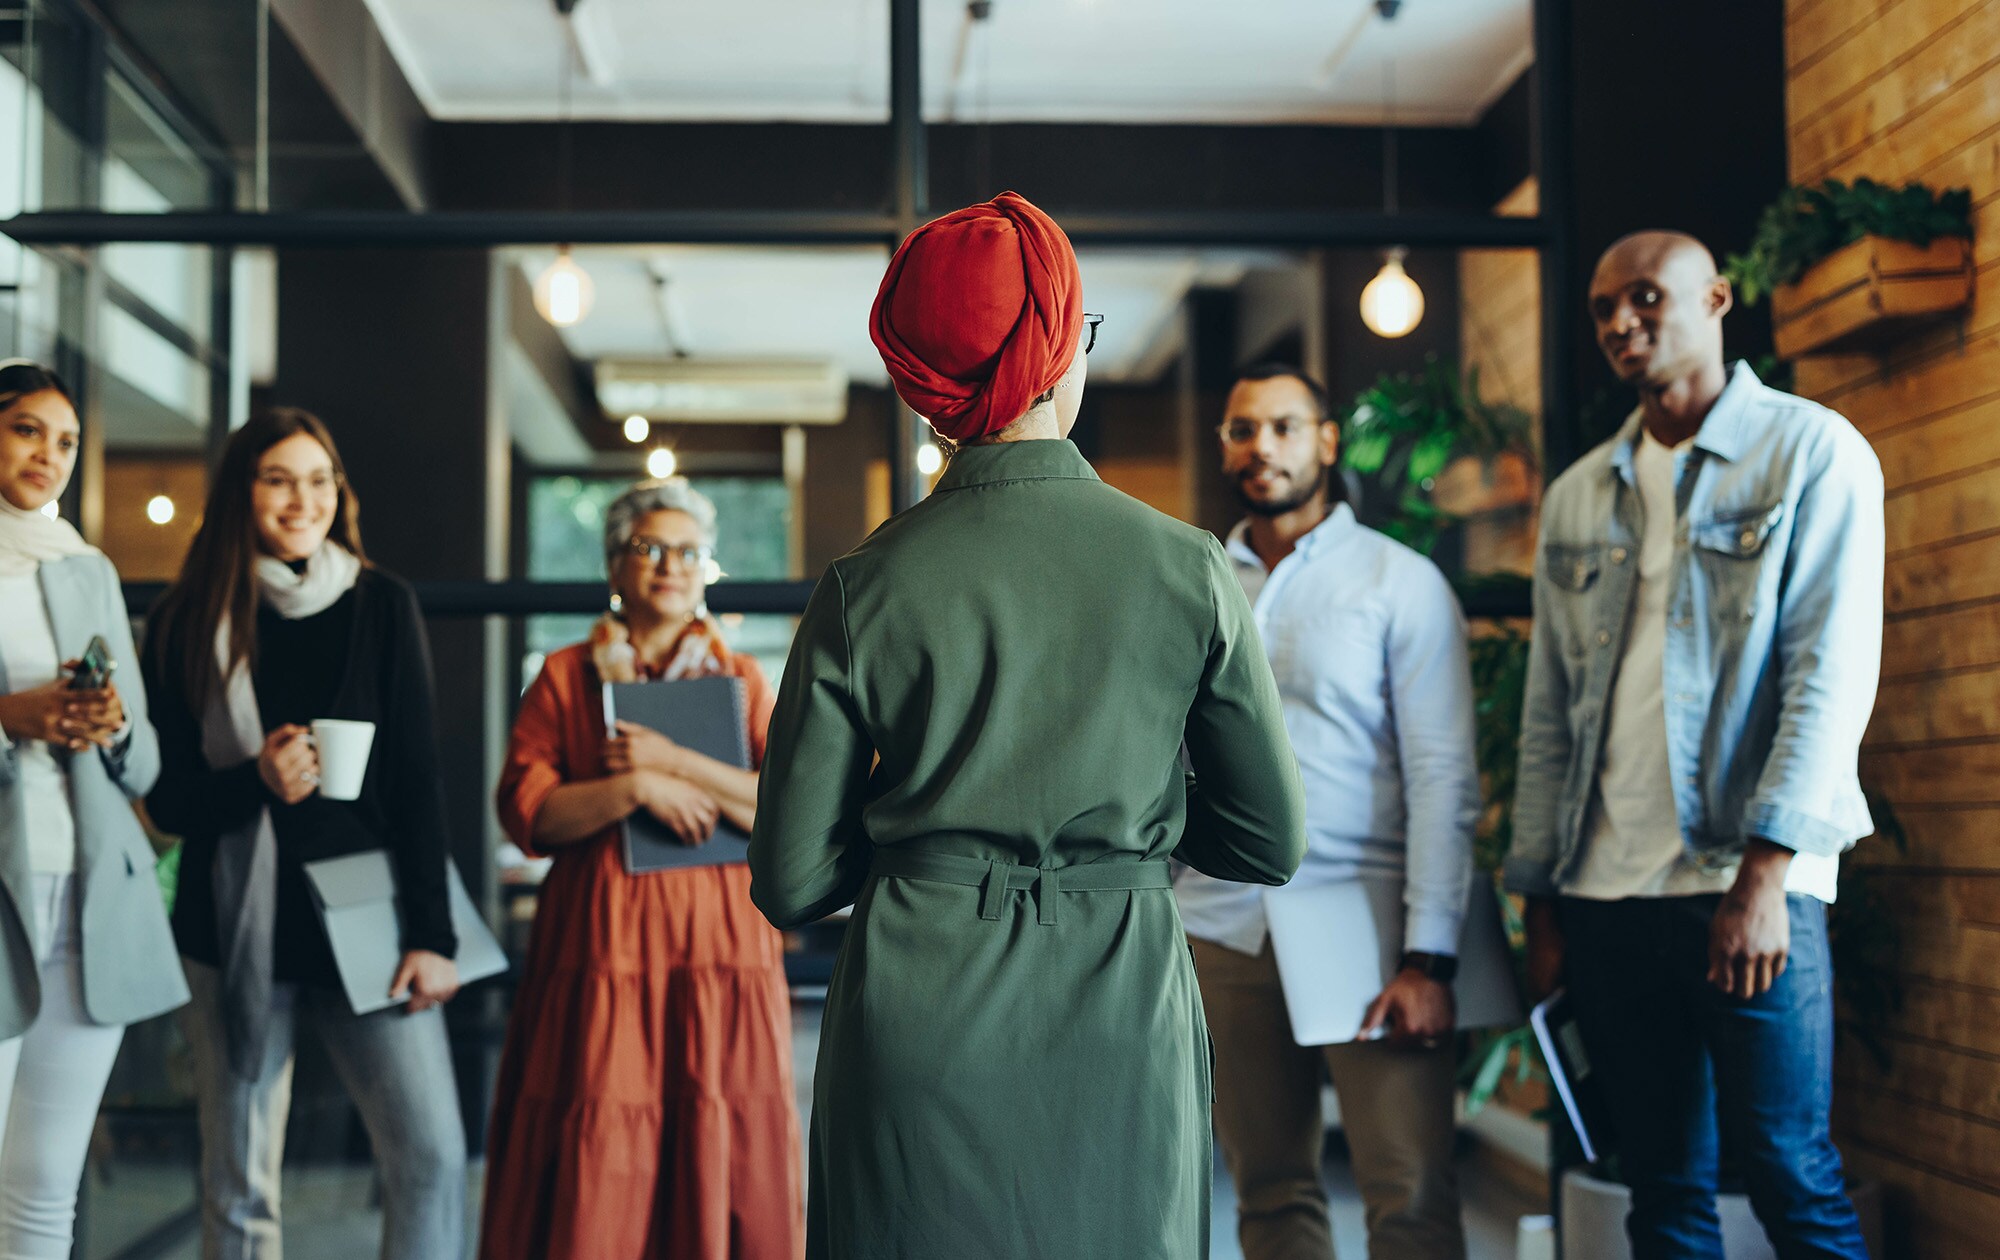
top-left (933, 438), bottom-right (1102, 494)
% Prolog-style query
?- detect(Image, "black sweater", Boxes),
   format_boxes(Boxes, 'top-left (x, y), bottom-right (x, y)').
top-left (143, 568), bottom-right (457, 989)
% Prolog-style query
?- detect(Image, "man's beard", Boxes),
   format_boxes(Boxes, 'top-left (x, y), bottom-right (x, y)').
top-left (1235, 460), bottom-right (1328, 518)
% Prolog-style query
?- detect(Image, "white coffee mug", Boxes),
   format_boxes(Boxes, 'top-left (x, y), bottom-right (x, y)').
top-left (311, 719), bottom-right (377, 802)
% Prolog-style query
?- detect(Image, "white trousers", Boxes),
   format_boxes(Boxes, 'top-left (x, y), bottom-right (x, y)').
top-left (0, 873), bottom-right (127, 1260)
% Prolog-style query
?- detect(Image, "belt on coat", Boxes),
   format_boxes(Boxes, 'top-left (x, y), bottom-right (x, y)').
top-left (868, 848), bottom-right (1172, 926)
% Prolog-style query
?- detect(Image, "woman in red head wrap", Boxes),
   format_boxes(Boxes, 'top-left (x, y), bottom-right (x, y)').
top-left (868, 190), bottom-right (1085, 444)
top-left (751, 192), bottom-right (1307, 1260)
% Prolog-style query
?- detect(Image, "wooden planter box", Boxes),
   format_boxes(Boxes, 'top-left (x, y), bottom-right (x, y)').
top-left (1772, 234), bottom-right (1972, 358)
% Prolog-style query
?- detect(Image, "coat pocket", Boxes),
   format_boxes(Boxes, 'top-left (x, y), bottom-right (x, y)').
top-left (1691, 502), bottom-right (1784, 622)
top-left (1541, 542), bottom-right (1605, 664)
top-left (1691, 502), bottom-right (1784, 559)
top-left (1542, 542), bottom-right (1603, 593)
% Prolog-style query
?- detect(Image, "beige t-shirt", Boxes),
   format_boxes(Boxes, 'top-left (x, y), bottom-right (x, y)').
top-left (1565, 428), bottom-right (1838, 903)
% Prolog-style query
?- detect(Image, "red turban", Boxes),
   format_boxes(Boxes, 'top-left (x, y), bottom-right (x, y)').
top-left (870, 191), bottom-right (1083, 443)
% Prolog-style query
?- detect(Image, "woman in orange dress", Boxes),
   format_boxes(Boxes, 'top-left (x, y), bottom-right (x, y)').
top-left (479, 478), bottom-right (803, 1260)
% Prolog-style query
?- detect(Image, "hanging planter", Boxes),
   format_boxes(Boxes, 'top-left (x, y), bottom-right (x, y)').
top-left (1771, 234), bottom-right (1973, 358)
top-left (1726, 178), bottom-right (1974, 359)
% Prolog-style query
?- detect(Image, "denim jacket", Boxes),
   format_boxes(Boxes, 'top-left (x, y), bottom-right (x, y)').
top-left (1505, 363), bottom-right (1883, 897)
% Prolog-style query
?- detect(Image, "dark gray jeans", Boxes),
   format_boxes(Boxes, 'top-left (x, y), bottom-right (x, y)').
top-left (181, 961), bottom-right (467, 1260)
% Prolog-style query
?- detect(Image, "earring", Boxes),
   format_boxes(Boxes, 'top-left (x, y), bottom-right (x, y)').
top-left (608, 591), bottom-right (624, 616)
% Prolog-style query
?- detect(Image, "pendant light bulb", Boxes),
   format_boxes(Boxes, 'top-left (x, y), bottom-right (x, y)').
top-left (146, 494), bottom-right (176, 525)
top-left (916, 441), bottom-right (943, 477)
top-left (534, 246), bottom-right (595, 328)
top-left (646, 447), bottom-right (678, 480)
top-left (1360, 248), bottom-right (1424, 339)
top-left (622, 414), bottom-right (650, 444)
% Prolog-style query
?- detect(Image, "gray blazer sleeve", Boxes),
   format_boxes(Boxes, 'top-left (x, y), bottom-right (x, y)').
top-left (94, 555), bottom-right (159, 799)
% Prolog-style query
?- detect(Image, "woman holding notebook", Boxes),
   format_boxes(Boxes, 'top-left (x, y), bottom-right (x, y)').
top-left (481, 478), bottom-right (802, 1260)
top-left (142, 407), bottom-right (466, 1260)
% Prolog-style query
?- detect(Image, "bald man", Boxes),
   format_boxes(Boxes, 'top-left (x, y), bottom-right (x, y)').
top-left (1506, 232), bottom-right (1878, 1258)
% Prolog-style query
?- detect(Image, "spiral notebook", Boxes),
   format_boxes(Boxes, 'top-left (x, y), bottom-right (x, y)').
top-left (604, 676), bottom-right (752, 873)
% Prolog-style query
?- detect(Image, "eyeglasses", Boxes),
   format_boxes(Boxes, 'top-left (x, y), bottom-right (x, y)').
top-left (254, 470), bottom-right (341, 497)
top-left (623, 538), bottom-right (711, 571)
top-left (1083, 313), bottom-right (1104, 355)
top-left (1218, 417), bottom-right (1322, 446)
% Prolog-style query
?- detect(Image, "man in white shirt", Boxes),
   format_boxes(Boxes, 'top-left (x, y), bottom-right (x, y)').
top-left (1180, 364), bottom-right (1479, 1260)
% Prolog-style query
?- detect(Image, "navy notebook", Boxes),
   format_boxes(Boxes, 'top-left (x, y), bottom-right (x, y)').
top-left (604, 676), bottom-right (752, 873)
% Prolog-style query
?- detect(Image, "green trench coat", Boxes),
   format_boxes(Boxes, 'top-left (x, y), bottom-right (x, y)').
top-left (750, 439), bottom-right (1307, 1260)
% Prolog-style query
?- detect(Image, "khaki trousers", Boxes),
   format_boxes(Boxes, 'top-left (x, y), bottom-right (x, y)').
top-left (1192, 936), bottom-right (1466, 1260)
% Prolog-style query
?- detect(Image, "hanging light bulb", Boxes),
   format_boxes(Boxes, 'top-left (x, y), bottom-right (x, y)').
top-left (646, 447), bottom-right (678, 479)
top-left (622, 414), bottom-right (650, 444)
top-left (1360, 248), bottom-right (1424, 339)
top-left (533, 246), bottom-right (594, 328)
top-left (915, 441), bottom-right (943, 477)
top-left (146, 494), bottom-right (176, 525)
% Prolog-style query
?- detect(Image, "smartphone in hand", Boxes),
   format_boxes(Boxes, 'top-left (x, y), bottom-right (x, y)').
top-left (69, 635), bottom-right (114, 691)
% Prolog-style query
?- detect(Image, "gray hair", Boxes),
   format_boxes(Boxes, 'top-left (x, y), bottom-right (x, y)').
top-left (602, 477), bottom-right (718, 564)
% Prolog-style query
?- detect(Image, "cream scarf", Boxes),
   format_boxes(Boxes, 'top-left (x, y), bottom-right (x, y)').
top-left (0, 495), bottom-right (95, 578)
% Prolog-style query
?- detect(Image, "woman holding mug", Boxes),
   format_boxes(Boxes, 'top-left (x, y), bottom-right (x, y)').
top-left (143, 407), bottom-right (466, 1260)
top-left (0, 360), bottom-right (186, 1257)
top-left (480, 478), bottom-right (802, 1260)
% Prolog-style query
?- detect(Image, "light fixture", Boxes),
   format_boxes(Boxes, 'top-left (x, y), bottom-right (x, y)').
top-left (534, 247), bottom-right (594, 328)
top-left (646, 447), bottom-right (678, 479)
top-left (1359, 49), bottom-right (1424, 340)
top-left (1361, 249), bottom-right (1425, 339)
top-left (622, 414), bottom-right (650, 444)
top-left (916, 441), bottom-right (943, 476)
top-left (146, 494), bottom-right (176, 525)
top-left (533, 1), bottom-right (592, 328)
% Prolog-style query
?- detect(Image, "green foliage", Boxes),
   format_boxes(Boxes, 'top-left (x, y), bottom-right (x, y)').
top-left (1725, 178), bottom-right (1974, 306)
top-left (1460, 1019), bottom-right (1542, 1120)
top-left (1458, 620), bottom-right (1539, 1117)
top-left (1341, 358), bottom-right (1536, 555)
top-left (157, 839), bottom-right (180, 913)
top-left (1465, 618), bottom-right (1530, 875)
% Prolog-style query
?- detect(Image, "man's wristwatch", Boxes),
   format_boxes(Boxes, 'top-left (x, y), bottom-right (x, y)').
top-left (1400, 951), bottom-right (1458, 982)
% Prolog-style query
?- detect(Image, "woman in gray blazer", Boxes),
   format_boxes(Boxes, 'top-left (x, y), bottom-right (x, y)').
top-left (0, 360), bottom-right (187, 1257)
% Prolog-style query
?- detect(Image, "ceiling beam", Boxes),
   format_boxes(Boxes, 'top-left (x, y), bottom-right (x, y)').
top-left (1, 208), bottom-right (1552, 249)
top-left (0, 209), bottom-right (903, 246)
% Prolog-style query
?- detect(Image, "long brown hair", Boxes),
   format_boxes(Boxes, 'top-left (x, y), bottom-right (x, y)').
top-left (151, 408), bottom-right (368, 703)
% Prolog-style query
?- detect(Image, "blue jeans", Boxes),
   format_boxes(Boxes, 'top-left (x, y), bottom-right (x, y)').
top-left (1558, 894), bottom-right (1867, 1260)
top-left (182, 961), bottom-right (467, 1260)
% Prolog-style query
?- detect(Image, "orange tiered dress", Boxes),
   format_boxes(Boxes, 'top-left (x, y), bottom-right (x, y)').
top-left (478, 642), bottom-right (804, 1260)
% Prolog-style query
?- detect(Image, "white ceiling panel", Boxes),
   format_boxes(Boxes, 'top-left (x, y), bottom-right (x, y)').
top-left (363, 0), bottom-right (1530, 125)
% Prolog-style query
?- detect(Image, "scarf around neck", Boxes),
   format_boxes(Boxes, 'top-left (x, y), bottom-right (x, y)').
top-left (589, 610), bottom-right (732, 685)
top-left (0, 494), bottom-right (96, 578)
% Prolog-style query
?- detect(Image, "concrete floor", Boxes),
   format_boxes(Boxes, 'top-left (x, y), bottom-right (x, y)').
top-left (80, 1000), bottom-right (1541, 1259)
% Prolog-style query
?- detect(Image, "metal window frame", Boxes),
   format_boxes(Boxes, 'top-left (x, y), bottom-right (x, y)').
top-left (24, 0), bottom-right (1570, 621)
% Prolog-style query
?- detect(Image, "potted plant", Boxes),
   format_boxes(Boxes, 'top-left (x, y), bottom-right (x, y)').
top-left (1725, 177), bottom-right (1974, 358)
top-left (1340, 358), bottom-right (1537, 558)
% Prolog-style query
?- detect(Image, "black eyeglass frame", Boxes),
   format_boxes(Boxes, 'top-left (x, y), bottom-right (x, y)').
top-left (1083, 312), bottom-right (1104, 355)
